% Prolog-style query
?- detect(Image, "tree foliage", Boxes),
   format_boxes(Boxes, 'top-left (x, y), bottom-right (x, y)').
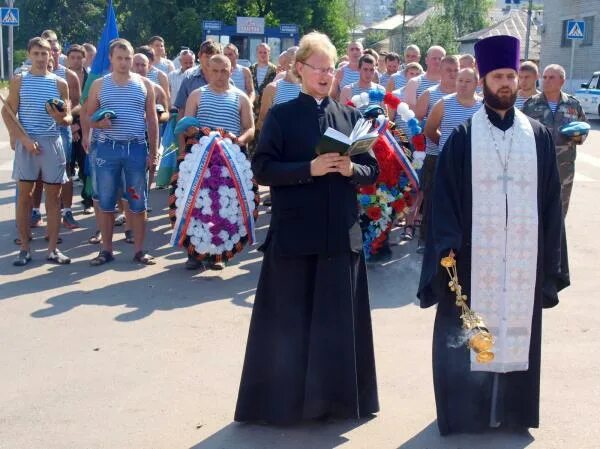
top-left (13, 0), bottom-right (353, 56)
top-left (407, 0), bottom-right (493, 56)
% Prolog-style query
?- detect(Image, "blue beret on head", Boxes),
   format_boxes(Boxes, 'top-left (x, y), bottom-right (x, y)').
top-left (559, 121), bottom-right (590, 137)
top-left (46, 98), bottom-right (66, 112)
top-left (174, 116), bottom-right (201, 136)
top-left (474, 35), bottom-right (520, 79)
top-left (91, 108), bottom-right (117, 122)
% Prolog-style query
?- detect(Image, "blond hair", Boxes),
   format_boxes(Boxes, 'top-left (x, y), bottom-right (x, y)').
top-left (292, 31), bottom-right (337, 80)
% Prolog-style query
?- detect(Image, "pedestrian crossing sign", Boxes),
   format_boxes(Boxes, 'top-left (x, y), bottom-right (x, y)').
top-left (567, 20), bottom-right (585, 40)
top-left (0, 7), bottom-right (19, 26)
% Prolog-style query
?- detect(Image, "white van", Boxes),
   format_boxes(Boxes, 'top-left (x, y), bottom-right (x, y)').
top-left (576, 71), bottom-right (600, 117)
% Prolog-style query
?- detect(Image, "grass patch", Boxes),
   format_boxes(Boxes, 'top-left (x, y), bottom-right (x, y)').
top-left (0, 80), bottom-right (9, 89)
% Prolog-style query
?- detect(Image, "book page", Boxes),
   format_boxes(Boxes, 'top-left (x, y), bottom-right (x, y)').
top-left (323, 127), bottom-right (351, 145)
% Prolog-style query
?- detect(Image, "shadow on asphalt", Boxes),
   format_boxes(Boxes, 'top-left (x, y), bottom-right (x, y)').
top-left (189, 416), bottom-right (374, 449)
top-left (397, 421), bottom-right (534, 449)
top-left (1, 186), bottom-right (424, 319)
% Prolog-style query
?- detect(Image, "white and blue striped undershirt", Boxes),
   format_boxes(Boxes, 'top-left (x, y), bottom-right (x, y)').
top-left (18, 72), bottom-right (61, 137)
top-left (390, 72), bottom-right (407, 91)
top-left (379, 71), bottom-right (396, 89)
top-left (230, 65), bottom-right (246, 91)
top-left (350, 82), bottom-right (385, 114)
top-left (147, 67), bottom-right (163, 85)
top-left (424, 85), bottom-right (453, 156)
top-left (256, 66), bottom-right (268, 86)
top-left (154, 58), bottom-right (172, 74)
top-left (416, 74), bottom-right (440, 99)
top-left (196, 86), bottom-right (241, 135)
top-left (392, 87), bottom-right (412, 140)
top-left (439, 94), bottom-right (482, 149)
top-left (339, 66), bottom-right (360, 90)
top-left (273, 79), bottom-right (301, 105)
top-left (98, 74), bottom-right (147, 142)
top-left (53, 65), bottom-right (70, 135)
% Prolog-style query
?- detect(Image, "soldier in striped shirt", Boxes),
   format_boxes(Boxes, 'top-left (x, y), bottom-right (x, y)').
top-left (224, 43), bottom-right (255, 103)
top-left (182, 54), bottom-right (255, 270)
top-left (87, 38), bottom-right (159, 266)
top-left (403, 45), bottom-right (446, 109)
top-left (2, 37), bottom-right (73, 266)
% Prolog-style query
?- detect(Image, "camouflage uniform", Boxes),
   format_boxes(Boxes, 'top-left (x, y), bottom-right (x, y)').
top-left (522, 92), bottom-right (587, 216)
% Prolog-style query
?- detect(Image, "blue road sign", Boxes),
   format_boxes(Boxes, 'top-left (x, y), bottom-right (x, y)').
top-left (567, 20), bottom-right (585, 40)
top-left (0, 7), bottom-right (19, 26)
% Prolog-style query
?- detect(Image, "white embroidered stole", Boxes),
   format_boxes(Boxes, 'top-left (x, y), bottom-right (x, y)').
top-left (470, 108), bottom-right (538, 373)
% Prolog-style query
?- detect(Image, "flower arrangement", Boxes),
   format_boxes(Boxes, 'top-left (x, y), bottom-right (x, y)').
top-left (358, 135), bottom-right (414, 259)
top-left (170, 132), bottom-right (259, 264)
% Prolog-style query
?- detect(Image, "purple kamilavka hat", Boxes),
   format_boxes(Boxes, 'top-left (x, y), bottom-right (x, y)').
top-left (474, 35), bottom-right (520, 78)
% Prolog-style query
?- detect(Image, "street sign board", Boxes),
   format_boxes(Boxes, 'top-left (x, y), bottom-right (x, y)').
top-left (203, 20), bottom-right (222, 31)
top-left (567, 20), bottom-right (585, 40)
top-left (280, 24), bottom-right (298, 35)
top-left (236, 17), bottom-right (265, 35)
top-left (0, 7), bottom-right (19, 26)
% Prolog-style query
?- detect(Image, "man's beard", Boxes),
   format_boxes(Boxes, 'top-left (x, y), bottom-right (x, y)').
top-left (483, 81), bottom-right (517, 110)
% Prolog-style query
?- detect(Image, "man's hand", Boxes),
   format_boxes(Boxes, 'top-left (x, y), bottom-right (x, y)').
top-left (22, 137), bottom-right (41, 155)
top-left (45, 103), bottom-right (68, 124)
top-left (82, 134), bottom-right (91, 153)
top-left (311, 153), bottom-right (345, 177)
top-left (71, 123), bottom-right (81, 142)
top-left (94, 117), bottom-right (112, 129)
top-left (335, 155), bottom-right (354, 177)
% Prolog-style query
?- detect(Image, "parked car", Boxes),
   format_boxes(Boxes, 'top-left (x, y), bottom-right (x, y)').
top-left (576, 71), bottom-right (600, 117)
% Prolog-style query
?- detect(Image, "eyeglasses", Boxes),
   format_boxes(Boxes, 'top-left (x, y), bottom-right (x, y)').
top-left (302, 62), bottom-right (335, 75)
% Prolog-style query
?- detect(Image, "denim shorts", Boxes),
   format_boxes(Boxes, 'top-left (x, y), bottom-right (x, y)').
top-left (95, 139), bottom-right (148, 213)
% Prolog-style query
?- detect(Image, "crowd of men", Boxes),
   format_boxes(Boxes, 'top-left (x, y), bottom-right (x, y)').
top-left (3, 29), bottom-right (587, 268)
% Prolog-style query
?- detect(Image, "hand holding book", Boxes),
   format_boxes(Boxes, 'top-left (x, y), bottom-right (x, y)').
top-left (310, 153), bottom-right (353, 177)
top-left (315, 118), bottom-right (378, 157)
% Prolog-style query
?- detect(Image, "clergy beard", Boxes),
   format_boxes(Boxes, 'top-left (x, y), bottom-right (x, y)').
top-left (483, 80), bottom-right (517, 110)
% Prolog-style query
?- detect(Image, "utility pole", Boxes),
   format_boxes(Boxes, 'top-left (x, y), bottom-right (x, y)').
top-left (8, 0), bottom-right (14, 78)
top-left (400, 0), bottom-right (407, 54)
top-left (524, 0), bottom-right (533, 59)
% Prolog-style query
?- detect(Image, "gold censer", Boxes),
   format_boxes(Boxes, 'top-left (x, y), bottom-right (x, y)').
top-left (441, 252), bottom-right (495, 363)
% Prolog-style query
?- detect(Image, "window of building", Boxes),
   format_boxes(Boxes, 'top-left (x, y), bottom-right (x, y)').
top-left (582, 16), bottom-right (594, 46)
top-left (561, 19), bottom-right (573, 47)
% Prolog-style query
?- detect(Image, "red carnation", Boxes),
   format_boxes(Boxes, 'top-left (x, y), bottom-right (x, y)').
top-left (392, 198), bottom-right (406, 212)
top-left (361, 185), bottom-right (377, 195)
top-left (367, 206), bottom-right (382, 221)
top-left (346, 100), bottom-right (356, 107)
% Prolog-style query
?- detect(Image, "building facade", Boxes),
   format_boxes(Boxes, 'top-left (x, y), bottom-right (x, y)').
top-left (540, 0), bottom-right (600, 92)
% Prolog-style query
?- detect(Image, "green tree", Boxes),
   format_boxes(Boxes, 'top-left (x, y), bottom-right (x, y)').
top-left (408, 12), bottom-right (458, 55)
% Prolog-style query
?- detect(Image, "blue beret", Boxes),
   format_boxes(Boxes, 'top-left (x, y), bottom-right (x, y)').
top-left (91, 108), bottom-right (117, 122)
top-left (363, 105), bottom-right (385, 119)
top-left (559, 121), bottom-right (590, 137)
top-left (46, 98), bottom-right (66, 112)
top-left (174, 116), bottom-right (201, 136)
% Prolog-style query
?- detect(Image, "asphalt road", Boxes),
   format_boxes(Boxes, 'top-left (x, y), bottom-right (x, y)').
top-left (0, 115), bottom-right (599, 449)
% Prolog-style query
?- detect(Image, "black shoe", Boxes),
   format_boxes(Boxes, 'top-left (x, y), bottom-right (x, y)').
top-left (263, 199), bottom-right (272, 207)
top-left (185, 256), bottom-right (204, 270)
top-left (13, 250), bottom-right (32, 266)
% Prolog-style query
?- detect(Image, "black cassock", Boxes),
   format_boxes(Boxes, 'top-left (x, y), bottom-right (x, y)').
top-left (235, 93), bottom-right (380, 424)
top-left (418, 107), bottom-right (570, 435)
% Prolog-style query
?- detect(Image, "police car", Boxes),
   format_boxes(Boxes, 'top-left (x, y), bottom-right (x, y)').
top-left (576, 71), bottom-right (600, 117)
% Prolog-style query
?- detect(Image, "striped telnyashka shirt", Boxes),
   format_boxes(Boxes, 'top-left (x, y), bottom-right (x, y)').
top-left (196, 86), bottom-right (241, 136)
top-left (273, 79), bottom-right (301, 105)
top-left (98, 74), bottom-right (148, 142)
top-left (19, 72), bottom-right (61, 137)
top-left (439, 94), bottom-right (482, 149)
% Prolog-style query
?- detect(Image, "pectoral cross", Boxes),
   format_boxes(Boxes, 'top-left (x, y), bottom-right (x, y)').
top-left (498, 168), bottom-right (513, 195)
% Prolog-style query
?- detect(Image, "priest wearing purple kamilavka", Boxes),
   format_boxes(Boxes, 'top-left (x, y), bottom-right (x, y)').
top-left (418, 35), bottom-right (569, 435)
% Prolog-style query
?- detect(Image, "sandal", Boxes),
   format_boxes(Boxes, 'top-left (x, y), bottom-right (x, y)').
top-left (133, 251), bottom-right (156, 265)
top-left (14, 236), bottom-right (33, 245)
top-left (13, 250), bottom-right (32, 266)
top-left (124, 229), bottom-right (134, 244)
top-left (400, 225), bottom-right (414, 241)
top-left (47, 249), bottom-right (71, 265)
top-left (114, 214), bottom-right (126, 226)
top-left (88, 230), bottom-right (101, 245)
top-left (90, 250), bottom-right (114, 266)
top-left (44, 235), bottom-right (63, 244)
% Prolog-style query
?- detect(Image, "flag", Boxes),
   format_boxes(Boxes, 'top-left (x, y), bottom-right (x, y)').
top-left (81, 0), bottom-right (119, 102)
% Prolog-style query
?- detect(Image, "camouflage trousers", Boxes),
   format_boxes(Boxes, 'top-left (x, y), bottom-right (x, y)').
top-left (557, 146), bottom-right (576, 217)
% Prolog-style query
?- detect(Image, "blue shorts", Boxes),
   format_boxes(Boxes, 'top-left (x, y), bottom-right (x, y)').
top-left (95, 139), bottom-right (148, 213)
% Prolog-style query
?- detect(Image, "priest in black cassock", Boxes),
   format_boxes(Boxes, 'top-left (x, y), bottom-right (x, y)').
top-left (418, 35), bottom-right (570, 435)
top-left (234, 31), bottom-right (380, 424)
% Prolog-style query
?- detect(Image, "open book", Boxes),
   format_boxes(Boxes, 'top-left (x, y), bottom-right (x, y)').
top-left (315, 118), bottom-right (379, 156)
